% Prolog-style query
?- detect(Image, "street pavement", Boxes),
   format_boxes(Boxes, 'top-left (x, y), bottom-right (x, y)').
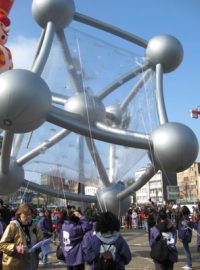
top-left (39, 228), bottom-right (200, 269)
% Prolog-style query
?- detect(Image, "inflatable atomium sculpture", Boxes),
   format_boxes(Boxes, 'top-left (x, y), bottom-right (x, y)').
top-left (0, 0), bottom-right (198, 215)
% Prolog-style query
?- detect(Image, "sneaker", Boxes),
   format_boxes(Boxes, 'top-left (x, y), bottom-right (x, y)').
top-left (39, 260), bottom-right (47, 265)
top-left (182, 266), bottom-right (192, 270)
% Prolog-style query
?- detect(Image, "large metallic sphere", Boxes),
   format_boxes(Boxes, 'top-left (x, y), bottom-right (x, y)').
top-left (96, 183), bottom-right (131, 216)
top-left (32, 0), bottom-right (75, 30)
top-left (145, 35), bottom-right (183, 73)
top-left (0, 160), bottom-right (24, 195)
top-left (106, 104), bottom-right (122, 125)
top-left (151, 122), bottom-right (199, 172)
top-left (0, 69), bottom-right (52, 133)
top-left (64, 93), bottom-right (106, 124)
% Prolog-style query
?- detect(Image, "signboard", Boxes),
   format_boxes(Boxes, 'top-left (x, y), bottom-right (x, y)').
top-left (167, 185), bottom-right (180, 200)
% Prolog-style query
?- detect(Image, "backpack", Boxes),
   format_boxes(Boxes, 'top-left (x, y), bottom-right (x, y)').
top-left (56, 244), bottom-right (65, 261)
top-left (150, 232), bottom-right (169, 263)
top-left (96, 244), bottom-right (117, 270)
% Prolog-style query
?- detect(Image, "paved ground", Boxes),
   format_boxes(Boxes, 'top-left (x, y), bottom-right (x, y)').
top-left (39, 228), bottom-right (200, 269)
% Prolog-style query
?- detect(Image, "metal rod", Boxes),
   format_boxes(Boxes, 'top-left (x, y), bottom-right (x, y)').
top-left (17, 129), bottom-right (70, 166)
top-left (98, 62), bottom-right (151, 100)
top-left (120, 69), bottom-right (153, 111)
top-left (155, 64), bottom-right (168, 124)
top-left (74, 12), bottom-right (148, 48)
top-left (96, 122), bottom-right (151, 149)
top-left (56, 29), bottom-right (83, 93)
top-left (31, 29), bottom-right (45, 68)
top-left (32, 21), bottom-right (55, 75)
top-left (52, 92), bottom-right (68, 105)
top-left (85, 137), bottom-right (110, 187)
top-left (22, 179), bottom-right (97, 203)
top-left (11, 134), bottom-right (24, 158)
top-left (109, 144), bottom-right (117, 183)
top-left (47, 106), bottom-right (151, 149)
top-left (1, 131), bottom-right (14, 174)
top-left (78, 135), bottom-right (85, 194)
top-left (117, 163), bottom-right (156, 200)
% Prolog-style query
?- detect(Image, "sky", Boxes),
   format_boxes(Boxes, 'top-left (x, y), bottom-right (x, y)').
top-left (6, 0), bottom-right (200, 172)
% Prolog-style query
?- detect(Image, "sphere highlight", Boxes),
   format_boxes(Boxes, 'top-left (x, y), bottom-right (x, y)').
top-left (0, 69), bottom-right (52, 133)
top-left (32, 0), bottom-right (75, 30)
top-left (145, 35), bottom-right (183, 73)
top-left (151, 122), bottom-right (199, 172)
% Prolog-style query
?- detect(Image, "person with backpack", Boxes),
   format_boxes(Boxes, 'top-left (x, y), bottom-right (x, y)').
top-left (177, 205), bottom-right (193, 270)
top-left (60, 210), bottom-right (91, 270)
top-left (149, 209), bottom-right (178, 270)
top-left (85, 211), bottom-right (132, 270)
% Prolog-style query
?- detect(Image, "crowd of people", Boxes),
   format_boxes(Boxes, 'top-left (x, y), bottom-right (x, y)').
top-left (123, 201), bottom-right (200, 270)
top-left (0, 200), bottom-right (132, 270)
top-left (0, 199), bottom-right (199, 270)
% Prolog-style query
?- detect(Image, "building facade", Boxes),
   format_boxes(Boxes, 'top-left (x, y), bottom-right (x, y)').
top-left (177, 162), bottom-right (200, 203)
top-left (135, 167), bottom-right (177, 204)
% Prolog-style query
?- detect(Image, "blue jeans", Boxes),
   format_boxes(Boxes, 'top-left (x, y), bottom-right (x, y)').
top-left (182, 240), bottom-right (192, 267)
top-left (39, 251), bottom-right (47, 263)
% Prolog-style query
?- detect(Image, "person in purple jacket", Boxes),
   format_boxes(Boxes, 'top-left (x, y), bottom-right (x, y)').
top-left (177, 206), bottom-right (193, 270)
top-left (61, 210), bottom-right (91, 270)
top-left (82, 214), bottom-right (98, 270)
top-left (194, 212), bottom-right (200, 253)
top-left (84, 211), bottom-right (132, 270)
top-left (149, 209), bottom-right (178, 270)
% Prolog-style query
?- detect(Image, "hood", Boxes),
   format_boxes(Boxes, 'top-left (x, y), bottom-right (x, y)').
top-left (96, 231), bottom-right (119, 244)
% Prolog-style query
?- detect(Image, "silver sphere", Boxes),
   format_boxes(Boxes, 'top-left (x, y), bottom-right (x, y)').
top-left (106, 104), bottom-right (122, 125)
top-left (151, 122), bottom-right (199, 172)
top-left (0, 160), bottom-right (24, 195)
top-left (32, 0), bottom-right (75, 30)
top-left (96, 183), bottom-right (131, 216)
top-left (64, 93), bottom-right (106, 124)
top-left (0, 69), bottom-right (52, 133)
top-left (145, 35), bottom-right (183, 73)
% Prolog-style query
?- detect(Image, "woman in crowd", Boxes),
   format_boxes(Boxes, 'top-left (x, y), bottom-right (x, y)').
top-left (0, 209), bottom-right (6, 270)
top-left (149, 209), bottom-right (178, 270)
top-left (85, 211), bottom-right (132, 270)
top-left (177, 205), bottom-right (193, 270)
top-left (147, 211), bottom-right (156, 241)
top-left (194, 212), bottom-right (200, 253)
top-left (61, 210), bottom-right (91, 270)
top-left (0, 204), bottom-right (43, 270)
